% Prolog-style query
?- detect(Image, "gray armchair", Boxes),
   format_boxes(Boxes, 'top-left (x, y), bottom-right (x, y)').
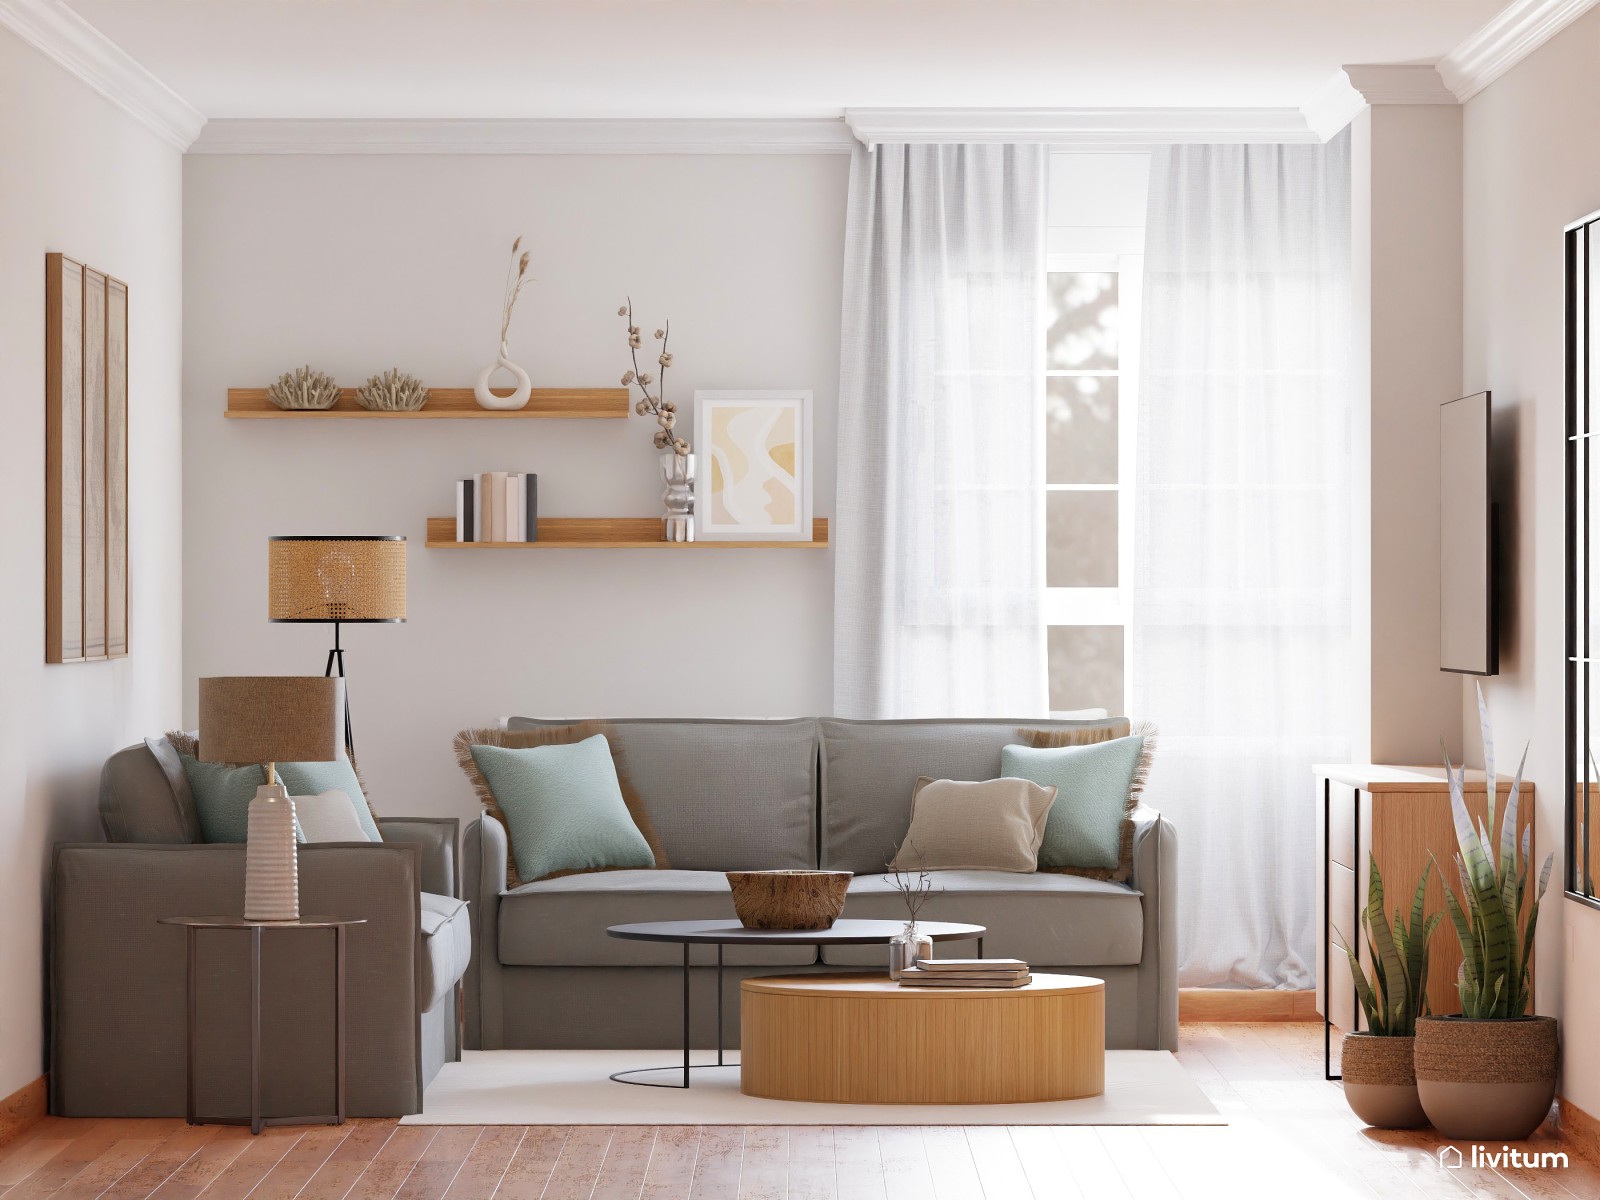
top-left (50, 740), bottom-right (469, 1118)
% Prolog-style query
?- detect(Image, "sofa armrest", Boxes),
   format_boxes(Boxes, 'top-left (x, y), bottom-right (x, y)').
top-left (52, 841), bottom-right (424, 1117)
top-left (1129, 807), bottom-right (1178, 1049)
top-left (379, 817), bottom-right (460, 899)
top-left (462, 816), bottom-right (509, 1049)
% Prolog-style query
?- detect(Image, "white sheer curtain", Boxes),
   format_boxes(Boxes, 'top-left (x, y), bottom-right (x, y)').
top-left (1131, 134), bottom-right (1353, 988)
top-left (834, 143), bottom-right (1048, 718)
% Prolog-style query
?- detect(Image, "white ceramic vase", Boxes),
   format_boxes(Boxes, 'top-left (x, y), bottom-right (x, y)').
top-left (244, 783), bottom-right (299, 922)
top-left (660, 452), bottom-right (695, 542)
top-left (474, 340), bottom-right (532, 410)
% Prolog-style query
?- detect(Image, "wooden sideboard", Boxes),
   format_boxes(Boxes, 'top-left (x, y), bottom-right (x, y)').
top-left (1312, 764), bottom-right (1532, 1078)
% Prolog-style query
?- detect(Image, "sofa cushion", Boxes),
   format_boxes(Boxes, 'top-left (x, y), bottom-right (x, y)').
top-left (891, 777), bottom-right (1056, 872)
top-left (506, 718), bottom-right (818, 871)
top-left (99, 740), bottom-right (200, 843)
top-left (420, 892), bottom-right (472, 1014)
top-left (819, 870), bottom-right (1144, 967)
top-left (497, 869), bottom-right (816, 967)
top-left (820, 718), bottom-right (1129, 874)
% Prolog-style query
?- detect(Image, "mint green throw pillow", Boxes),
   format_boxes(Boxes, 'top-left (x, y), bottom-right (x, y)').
top-left (1001, 734), bottom-right (1150, 880)
top-left (276, 759), bottom-right (382, 842)
top-left (181, 753), bottom-right (330, 845)
top-left (469, 734), bottom-right (656, 883)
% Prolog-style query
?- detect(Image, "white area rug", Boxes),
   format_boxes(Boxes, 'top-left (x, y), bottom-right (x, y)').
top-left (403, 1050), bottom-right (1224, 1126)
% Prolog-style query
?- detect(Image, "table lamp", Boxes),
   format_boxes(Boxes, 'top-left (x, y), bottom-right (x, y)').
top-left (267, 535), bottom-right (406, 756)
top-left (199, 675), bottom-right (340, 922)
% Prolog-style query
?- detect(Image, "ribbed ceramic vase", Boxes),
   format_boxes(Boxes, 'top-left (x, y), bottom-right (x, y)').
top-left (244, 784), bottom-right (299, 922)
top-left (1415, 1015), bottom-right (1558, 1140)
top-left (1340, 1033), bottom-right (1427, 1128)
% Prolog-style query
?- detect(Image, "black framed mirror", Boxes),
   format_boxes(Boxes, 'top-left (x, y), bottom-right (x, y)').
top-left (1566, 207), bottom-right (1600, 907)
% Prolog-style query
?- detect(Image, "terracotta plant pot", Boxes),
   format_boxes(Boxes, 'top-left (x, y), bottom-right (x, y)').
top-left (1341, 1033), bottom-right (1427, 1128)
top-left (726, 870), bottom-right (852, 930)
top-left (1414, 1015), bottom-right (1558, 1140)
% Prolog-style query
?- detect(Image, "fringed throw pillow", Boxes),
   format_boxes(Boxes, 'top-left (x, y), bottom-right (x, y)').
top-left (1003, 723), bottom-right (1157, 882)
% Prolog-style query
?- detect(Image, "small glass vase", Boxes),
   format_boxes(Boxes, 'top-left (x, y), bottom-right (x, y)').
top-left (905, 923), bottom-right (933, 970)
top-left (661, 451), bottom-right (695, 542)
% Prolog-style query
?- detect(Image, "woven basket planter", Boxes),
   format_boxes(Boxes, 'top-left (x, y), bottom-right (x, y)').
top-left (1415, 1015), bottom-right (1558, 1140)
top-left (726, 870), bottom-right (852, 930)
top-left (1341, 1033), bottom-right (1427, 1128)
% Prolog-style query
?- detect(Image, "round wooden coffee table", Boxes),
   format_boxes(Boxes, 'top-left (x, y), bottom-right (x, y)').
top-left (740, 972), bottom-right (1105, 1104)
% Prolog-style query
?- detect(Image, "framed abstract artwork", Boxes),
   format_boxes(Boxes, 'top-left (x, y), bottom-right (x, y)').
top-left (46, 252), bottom-right (129, 664)
top-left (694, 390), bottom-right (813, 541)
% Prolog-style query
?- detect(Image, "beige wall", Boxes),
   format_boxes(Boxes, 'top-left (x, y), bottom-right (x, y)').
top-left (1461, 8), bottom-right (1600, 1116)
top-left (0, 31), bottom-right (185, 1099)
top-left (181, 153), bottom-right (846, 825)
top-left (1352, 102), bottom-right (1468, 766)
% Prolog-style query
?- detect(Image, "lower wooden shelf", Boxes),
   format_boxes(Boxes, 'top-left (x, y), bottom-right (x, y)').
top-left (425, 516), bottom-right (829, 549)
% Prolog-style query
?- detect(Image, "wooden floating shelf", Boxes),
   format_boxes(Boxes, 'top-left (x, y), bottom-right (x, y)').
top-left (226, 387), bottom-right (629, 420)
top-left (425, 516), bottom-right (829, 549)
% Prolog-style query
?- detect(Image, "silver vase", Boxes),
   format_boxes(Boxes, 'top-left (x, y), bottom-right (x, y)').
top-left (244, 783), bottom-right (299, 922)
top-left (660, 452), bottom-right (695, 543)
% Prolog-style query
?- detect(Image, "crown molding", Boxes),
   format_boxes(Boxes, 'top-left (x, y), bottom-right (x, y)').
top-left (1299, 65), bottom-right (1456, 140)
top-left (1440, 0), bottom-right (1598, 102)
top-left (843, 107), bottom-right (1318, 147)
top-left (0, 0), bottom-right (204, 149)
top-left (190, 117), bottom-right (856, 155)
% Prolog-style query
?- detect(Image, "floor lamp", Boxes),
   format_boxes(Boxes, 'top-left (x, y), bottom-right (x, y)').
top-left (267, 535), bottom-right (407, 756)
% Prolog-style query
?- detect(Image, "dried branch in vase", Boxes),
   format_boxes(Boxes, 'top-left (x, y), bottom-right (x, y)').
top-left (886, 846), bottom-right (939, 926)
top-left (618, 298), bottom-right (688, 457)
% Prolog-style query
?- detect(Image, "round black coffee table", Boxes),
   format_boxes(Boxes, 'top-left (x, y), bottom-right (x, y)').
top-left (604, 918), bottom-right (986, 1088)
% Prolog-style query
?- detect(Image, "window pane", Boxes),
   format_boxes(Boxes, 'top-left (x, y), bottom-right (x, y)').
top-left (1047, 376), bottom-right (1119, 485)
top-left (1047, 272), bottom-right (1119, 370)
top-left (1046, 491), bottom-right (1118, 587)
top-left (1048, 625), bottom-right (1124, 714)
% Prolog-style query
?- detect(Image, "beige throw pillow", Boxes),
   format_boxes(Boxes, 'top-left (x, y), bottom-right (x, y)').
top-left (890, 776), bottom-right (1058, 873)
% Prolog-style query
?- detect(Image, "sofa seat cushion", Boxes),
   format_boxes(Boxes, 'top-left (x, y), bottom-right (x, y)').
top-left (819, 871), bottom-right (1144, 967)
top-left (498, 870), bottom-right (816, 968)
top-left (420, 892), bottom-right (472, 1014)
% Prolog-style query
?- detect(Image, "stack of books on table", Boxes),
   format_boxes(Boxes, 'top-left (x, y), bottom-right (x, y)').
top-left (898, 959), bottom-right (1031, 988)
top-left (456, 472), bottom-right (537, 542)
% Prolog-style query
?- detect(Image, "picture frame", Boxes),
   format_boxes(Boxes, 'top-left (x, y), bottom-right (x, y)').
top-left (694, 390), bottom-right (813, 541)
top-left (46, 252), bottom-right (129, 664)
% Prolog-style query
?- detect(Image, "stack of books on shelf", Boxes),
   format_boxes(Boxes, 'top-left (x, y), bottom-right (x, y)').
top-left (898, 958), bottom-right (1031, 988)
top-left (456, 472), bottom-right (537, 543)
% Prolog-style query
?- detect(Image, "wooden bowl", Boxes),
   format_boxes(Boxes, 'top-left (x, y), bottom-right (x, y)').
top-left (726, 870), bottom-right (853, 930)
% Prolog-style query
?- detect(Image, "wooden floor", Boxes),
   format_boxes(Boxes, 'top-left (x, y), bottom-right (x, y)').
top-left (3, 1023), bottom-right (1595, 1200)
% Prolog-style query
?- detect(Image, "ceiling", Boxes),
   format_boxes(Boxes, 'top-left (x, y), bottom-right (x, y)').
top-left (64, 0), bottom-right (1508, 120)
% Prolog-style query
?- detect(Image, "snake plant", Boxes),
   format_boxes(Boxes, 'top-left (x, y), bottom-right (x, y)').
top-left (1434, 684), bottom-right (1554, 1019)
top-left (1334, 855), bottom-right (1442, 1036)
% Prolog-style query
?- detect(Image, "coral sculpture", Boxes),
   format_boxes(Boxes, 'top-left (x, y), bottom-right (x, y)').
top-left (356, 368), bottom-right (430, 412)
top-left (266, 366), bottom-right (340, 411)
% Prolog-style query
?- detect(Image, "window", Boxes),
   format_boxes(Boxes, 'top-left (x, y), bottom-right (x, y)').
top-left (1043, 154), bottom-right (1149, 717)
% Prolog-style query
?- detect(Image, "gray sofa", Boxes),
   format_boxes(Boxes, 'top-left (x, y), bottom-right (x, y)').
top-left (465, 716), bottom-right (1178, 1052)
top-left (51, 738), bottom-right (471, 1118)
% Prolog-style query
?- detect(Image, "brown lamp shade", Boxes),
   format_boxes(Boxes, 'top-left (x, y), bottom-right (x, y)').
top-left (268, 536), bottom-right (406, 623)
top-left (198, 676), bottom-right (340, 764)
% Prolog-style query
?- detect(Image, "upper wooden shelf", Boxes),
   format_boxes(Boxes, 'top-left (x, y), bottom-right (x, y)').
top-left (226, 388), bottom-right (629, 420)
top-left (425, 516), bottom-right (829, 549)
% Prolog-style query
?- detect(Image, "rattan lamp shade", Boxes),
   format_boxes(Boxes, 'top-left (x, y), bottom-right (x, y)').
top-left (268, 536), bottom-right (407, 623)
top-left (198, 676), bottom-right (339, 764)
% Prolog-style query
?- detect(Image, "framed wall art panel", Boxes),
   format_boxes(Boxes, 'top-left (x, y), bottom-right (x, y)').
top-left (46, 253), bottom-right (128, 664)
top-left (694, 389), bottom-right (813, 541)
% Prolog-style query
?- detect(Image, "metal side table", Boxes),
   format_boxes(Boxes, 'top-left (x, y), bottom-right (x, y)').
top-left (158, 915), bottom-right (364, 1134)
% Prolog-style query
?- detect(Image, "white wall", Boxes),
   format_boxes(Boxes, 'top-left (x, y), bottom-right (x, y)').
top-left (182, 153), bottom-right (847, 824)
top-left (1461, 7), bottom-right (1600, 1117)
top-left (0, 31), bottom-right (185, 1100)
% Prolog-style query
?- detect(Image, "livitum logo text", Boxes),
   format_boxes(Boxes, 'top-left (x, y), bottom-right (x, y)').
top-left (1437, 1145), bottom-right (1569, 1170)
